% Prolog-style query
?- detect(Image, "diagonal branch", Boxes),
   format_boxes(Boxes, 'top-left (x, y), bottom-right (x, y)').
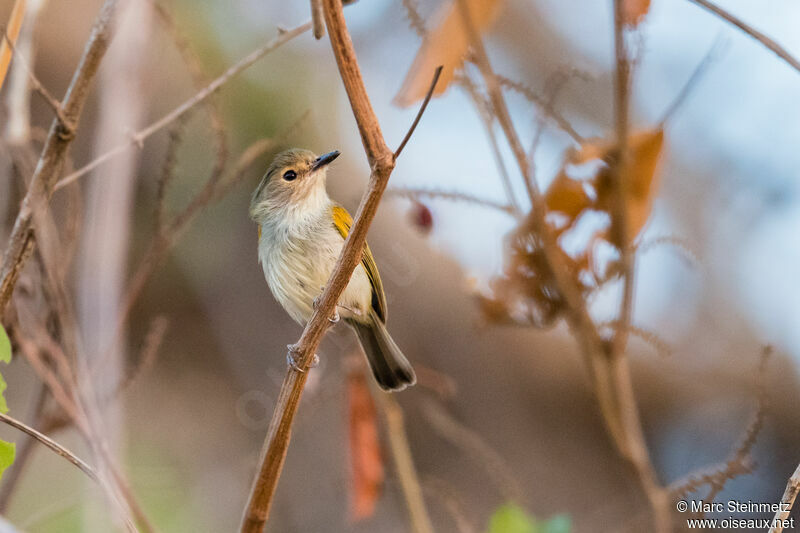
top-left (1, 27), bottom-right (73, 131)
top-left (686, 0), bottom-right (800, 74)
top-left (238, 1), bottom-right (440, 530)
top-left (0, 412), bottom-right (98, 483)
top-left (54, 20), bottom-right (312, 191)
top-left (0, 0), bottom-right (120, 315)
top-left (769, 463), bottom-right (800, 533)
top-left (394, 65), bottom-right (442, 158)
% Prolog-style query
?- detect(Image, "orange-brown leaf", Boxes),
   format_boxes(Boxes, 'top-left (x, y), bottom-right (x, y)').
top-left (622, 0), bottom-right (651, 27)
top-left (394, 0), bottom-right (503, 107)
top-left (545, 171), bottom-right (593, 225)
top-left (348, 369), bottom-right (384, 522)
top-left (623, 128), bottom-right (664, 240)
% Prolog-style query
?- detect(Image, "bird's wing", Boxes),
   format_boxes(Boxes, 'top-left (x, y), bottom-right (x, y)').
top-left (331, 204), bottom-right (387, 322)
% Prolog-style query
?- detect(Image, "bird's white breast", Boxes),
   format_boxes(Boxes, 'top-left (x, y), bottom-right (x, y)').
top-left (257, 204), bottom-right (373, 325)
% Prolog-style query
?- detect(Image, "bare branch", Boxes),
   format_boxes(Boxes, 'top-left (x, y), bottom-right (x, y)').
top-left (455, 71), bottom-right (521, 215)
top-left (54, 20), bottom-right (313, 191)
top-left (239, 0), bottom-right (439, 529)
top-left (610, 0), bottom-right (634, 356)
top-left (386, 187), bottom-right (517, 216)
top-left (658, 37), bottom-right (725, 126)
top-left (422, 401), bottom-right (523, 502)
top-left (686, 0), bottom-right (800, 74)
top-left (375, 391), bottom-right (434, 533)
top-left (769, 464), bottom-right (800, 533)
top-left (669, 347), bottom-right (771, 501)
top-left (1, 27), bottom-right (73, 132)
top-left (0, 412), bottom-right (99, 483)
top-left (0, 0), bottom-right (121, 314)
top-left (394, 65), bottom-right (442, 159)
top-left (495, 74), bottom-right (583, 143)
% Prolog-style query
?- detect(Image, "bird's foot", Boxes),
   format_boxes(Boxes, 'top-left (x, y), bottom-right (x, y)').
top-left (313, 292), bottom-right (342, 324)
top-left (286, 344), bottom-right (319, 373)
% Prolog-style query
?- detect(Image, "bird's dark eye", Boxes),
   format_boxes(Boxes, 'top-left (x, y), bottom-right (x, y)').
top-left (282, 170), bottom-right (297, 181)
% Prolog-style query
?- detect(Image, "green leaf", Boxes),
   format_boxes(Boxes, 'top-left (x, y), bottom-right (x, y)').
top-left (540, 515), bottom-right (571, 533)
top-left (0, 325), bottom-right (10, 415)
top-left (0, 324), bottom-right (9, 364)
top-left (0, 326), bottom-right (14, 478)
top-left (0, 372), bottom-right (7, 415)
top-left (488, 504), bottom-right (571, 533)
top-left (488, 504), bottom-right (537, 533)
top-left (0, 440), bottom-right (15, 481)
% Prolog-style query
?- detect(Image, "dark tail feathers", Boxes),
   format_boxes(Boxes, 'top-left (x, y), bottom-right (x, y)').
top-left (347, 313), bottom-right (416, 392)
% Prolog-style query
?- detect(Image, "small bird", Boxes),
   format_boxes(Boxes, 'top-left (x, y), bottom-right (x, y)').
top-left (250, 148), bottom-right (416, 391)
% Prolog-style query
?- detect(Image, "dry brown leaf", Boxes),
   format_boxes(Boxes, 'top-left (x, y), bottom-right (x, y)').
top-left (554, 127), bottom-right (664, 244)
top-left (594, 128), bottom-right (665, 243)
top-left (544, 171), bottom-right (593, 233)
top-left (622, 0), bottom-right (651, 27)
top-left (479, 128), bottom-right (664, 326)
top-left (394, 0), bottom-right (503, 107)
top-left (0, 0), bottom-right (27, 92)
top-left (347, 368), bottom-right (384, 522)
top-left (624, 128), bottom-right (664, 240)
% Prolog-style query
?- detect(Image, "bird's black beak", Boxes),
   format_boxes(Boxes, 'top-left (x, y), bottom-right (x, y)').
top-left (312, 150), bottom-right (340, 171)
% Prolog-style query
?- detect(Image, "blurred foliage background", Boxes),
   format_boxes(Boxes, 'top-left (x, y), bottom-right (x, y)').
top-left (1, 0), bottom-right (800, 532)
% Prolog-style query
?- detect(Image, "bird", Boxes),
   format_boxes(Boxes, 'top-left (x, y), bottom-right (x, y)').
top-left (249, 148), bottom-right (416, 391)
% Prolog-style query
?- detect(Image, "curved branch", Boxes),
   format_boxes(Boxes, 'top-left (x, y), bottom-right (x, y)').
top-left (687, 0), bottom-right (800, 74)
top-left (0, 412), bottom-right (98, 482)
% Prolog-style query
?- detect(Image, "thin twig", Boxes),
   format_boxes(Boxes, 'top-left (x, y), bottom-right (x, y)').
top-left (0, 412), bottom-right (98, 482)
top-left (422, 477), bottom-right (476, 533)
top-left (669, 347), bottom-right (771, 501)
top-left (1, 27), bottom-right (73, 131)
top-left (658, 37), bottom-right (725, 126)
top-left (608, 4), bottom-right (669, 531)
top-left (394, 65), bottom-right (442, 159)
top-left (374, 390), bottom-right (434, 533)
top-left (455, 71), bottom-right (521, 215)
top-left (54, 20), bottom-right (313, 191)
top-left (495, 74), bottom-right (583, 144)
top-left (0, 382), bottom-right (47, 511)
top-left (610, 0), bottom-right (634, 356)
top-left (686, 0), bottom-right (800, 74)
top-left (386, 187), bottom-right (517, 216)
top-left (769, 463), bottom-right (800, 533)
top-left (117, 315), bottom-right (168, 394)
top-left (238, 0), bottom-right (440, 529)
top-left (422, 401), bottom-right (523, 502)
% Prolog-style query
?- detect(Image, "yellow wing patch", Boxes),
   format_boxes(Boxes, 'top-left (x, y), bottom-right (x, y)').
top-left (331, 204), bottom-right (387, 322)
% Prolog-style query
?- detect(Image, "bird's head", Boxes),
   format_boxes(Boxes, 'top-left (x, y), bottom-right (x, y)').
top-left (250, 148), bottom-right (340, 222)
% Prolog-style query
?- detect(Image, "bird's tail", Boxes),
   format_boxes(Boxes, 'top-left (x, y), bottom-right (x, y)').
top-left (347, 312), bottom-right (416, 392)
